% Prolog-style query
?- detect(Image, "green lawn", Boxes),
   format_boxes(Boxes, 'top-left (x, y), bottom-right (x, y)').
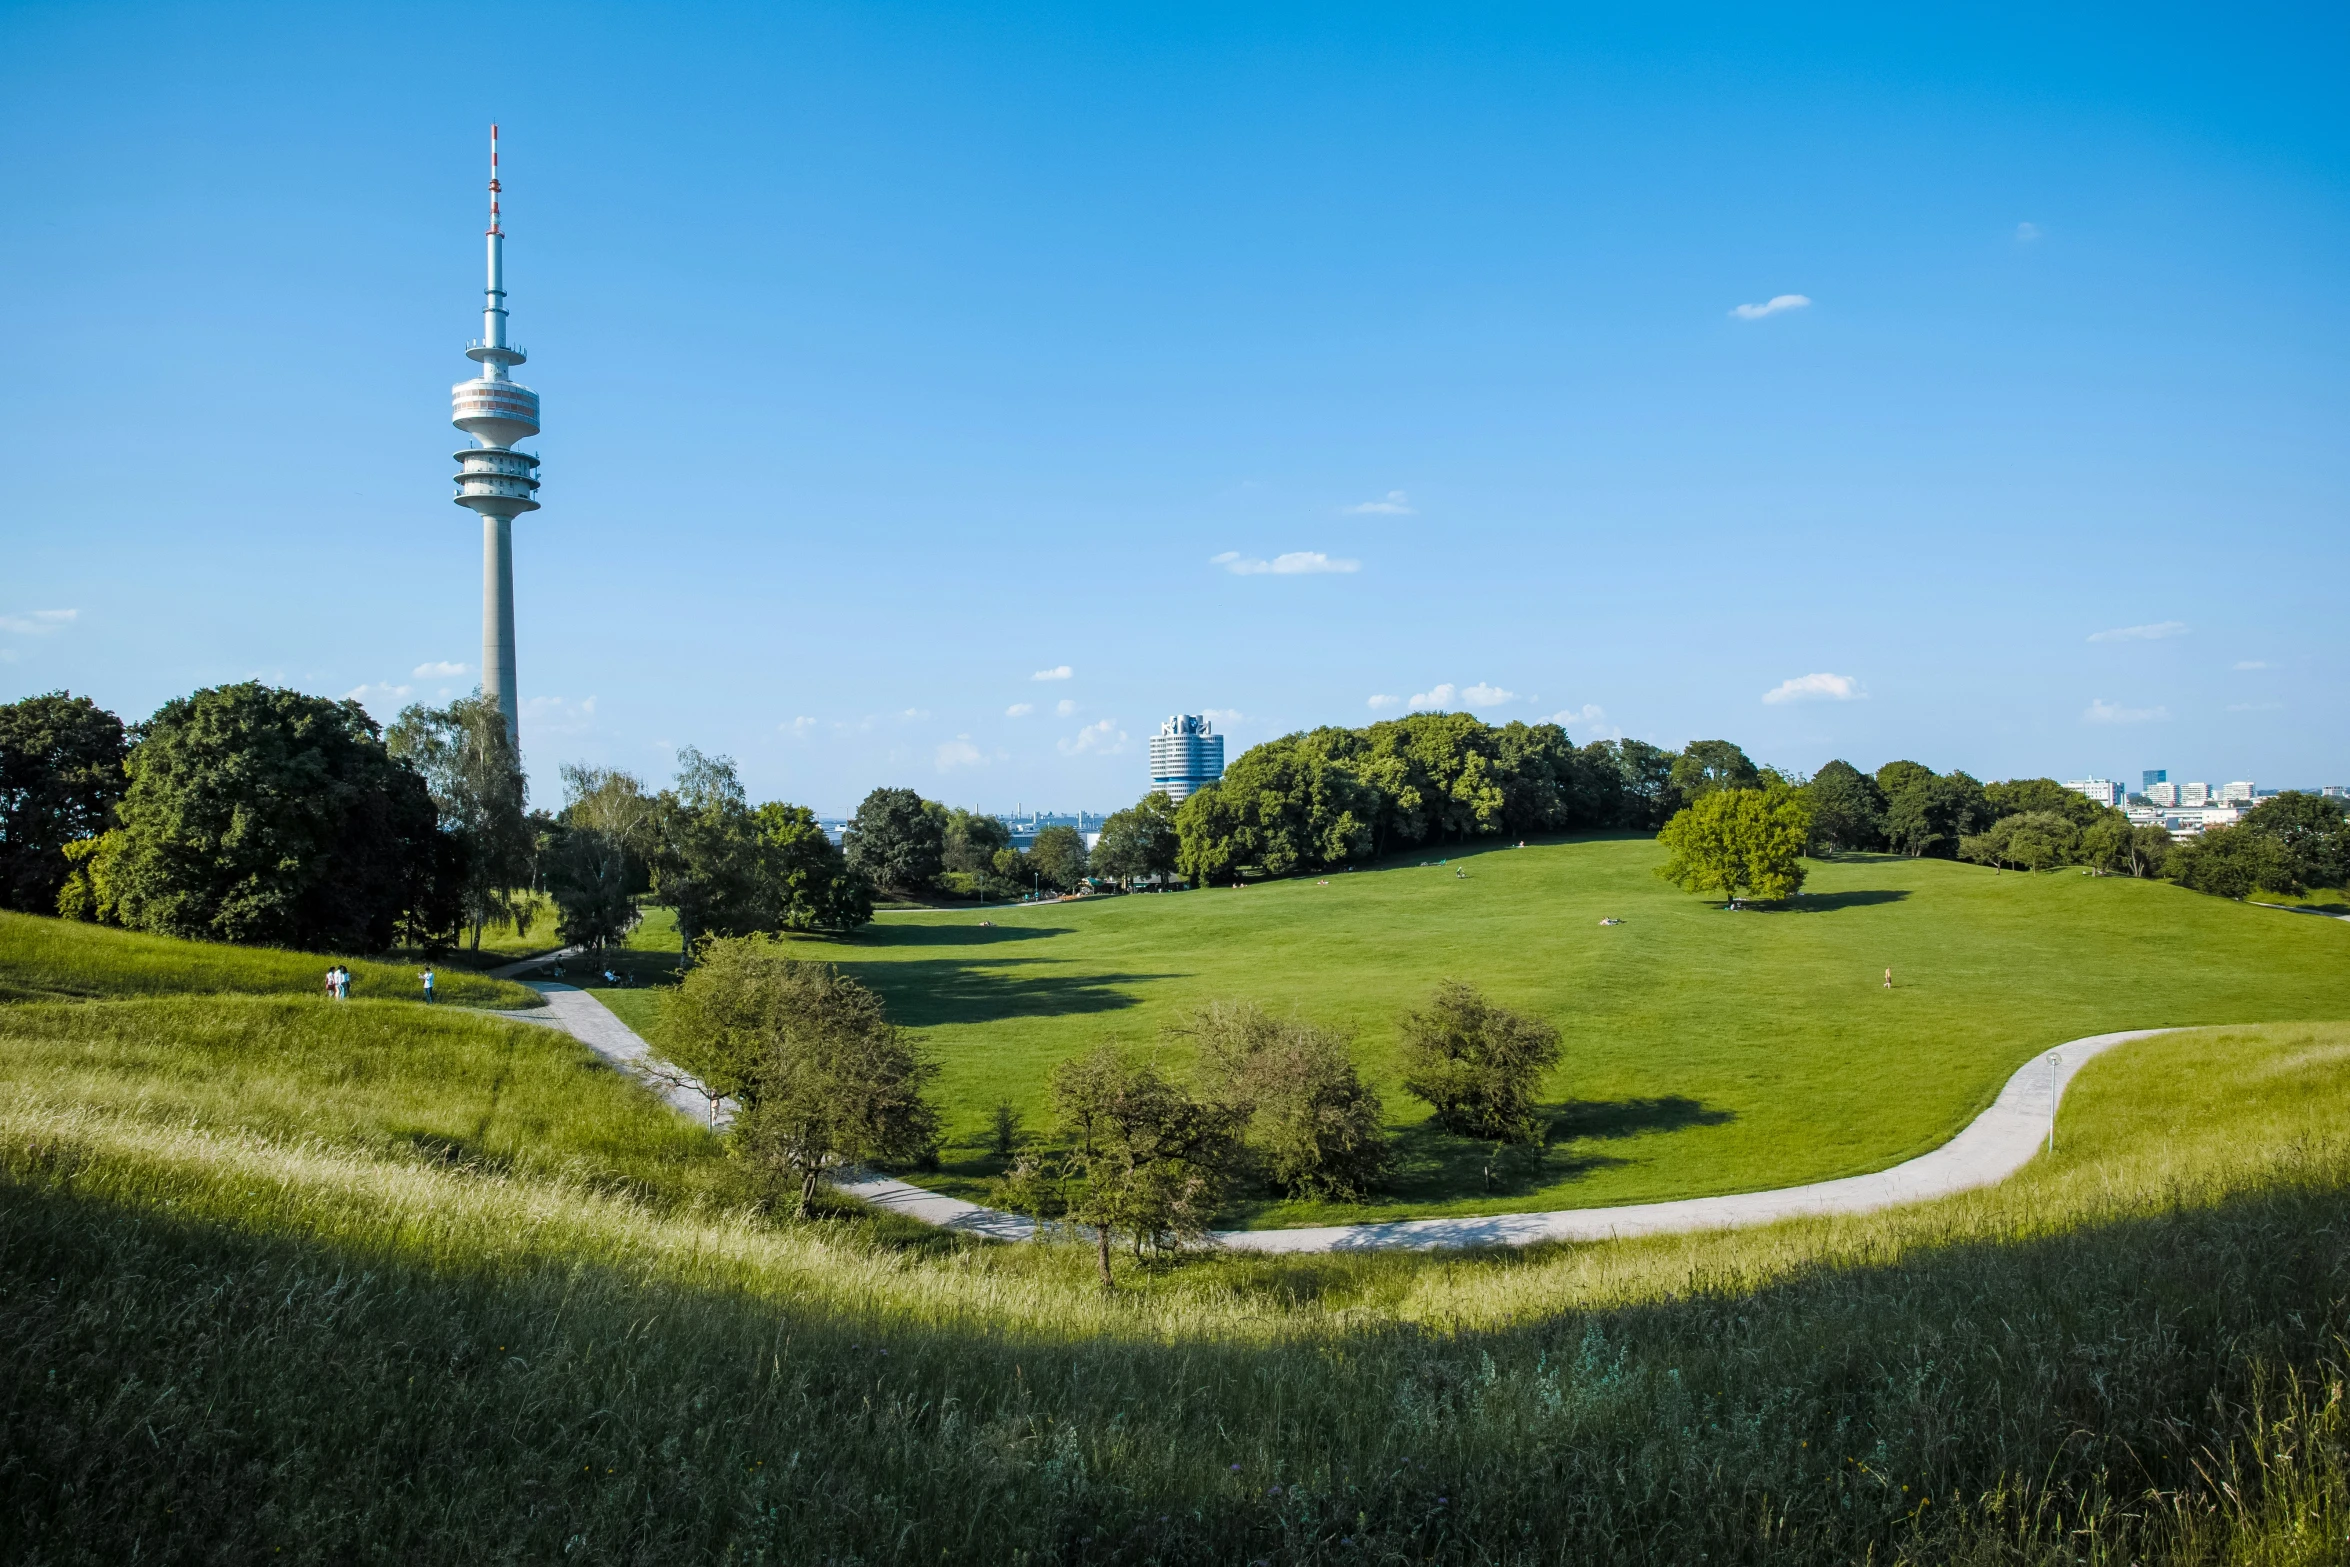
top-left (685, 836), bottom-right (2350, 1226)
top-left (0, 910), bottom-right (542, 1010)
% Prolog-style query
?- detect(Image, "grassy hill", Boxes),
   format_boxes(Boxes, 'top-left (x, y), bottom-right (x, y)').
top-left (3, 975), bottom-right (2347, 1563)
top-left (0, 910), bottom-right (543, 1010)
top-left (685, 836), bottom-right (2350, 1225)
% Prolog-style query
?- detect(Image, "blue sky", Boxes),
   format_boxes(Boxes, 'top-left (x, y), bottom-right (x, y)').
top-left (2, 2), bottom-right (2344, 812)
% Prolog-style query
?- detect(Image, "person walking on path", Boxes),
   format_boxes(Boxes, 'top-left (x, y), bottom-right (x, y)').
top-left (420, 966), bottom-right (436, 1004)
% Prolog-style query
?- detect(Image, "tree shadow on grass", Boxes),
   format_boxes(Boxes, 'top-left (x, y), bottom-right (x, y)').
top-left (1545, 1095), bottom-right (1736, 1142)
top-left (841, 957), bottom-right (1182, 1028)
top-left (834, 922), bottom-right (1077, 949)
top-left (1768, 889), bottom-right (1911, 913)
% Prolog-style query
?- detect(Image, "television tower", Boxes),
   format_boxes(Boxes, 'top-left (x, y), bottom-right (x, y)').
top-left (450, 125), bottom-right (540, 748)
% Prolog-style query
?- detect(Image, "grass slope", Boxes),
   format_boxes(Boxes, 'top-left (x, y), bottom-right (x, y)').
top-left (0, 911), bottom-right (542, 1010)
top-left (726, 837), bottom-right (2350, 1224)
top-left (3, 992), bottom-right (2347, 1563)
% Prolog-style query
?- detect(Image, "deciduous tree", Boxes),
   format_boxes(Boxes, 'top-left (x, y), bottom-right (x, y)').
top-left (843, 786), bottom-right (944, 895)
top-left (1656, 785), bottom-right (1813, 904)
top-left (388, 694), bottom-right (532, 950)
top-left (0, 691), bottom-right (127, 914)
top-left (1397, 980), bottom-right (1562, 1145)
top-left (1030, 823), bottom-right (1089, 891)
top-left (662, 937), bottom-right (938, 1216)
top-left (1802, 760), bottom-right (1886, 855)
top-left (1091, 791), bottom-right (1180, 887)
top-left (1051, 1048), bottom-right (1244, 1286)
top-left (91, 683), bottom-right (437, 951)
top-left (1187, 1001), bottom-right (1389, 1199)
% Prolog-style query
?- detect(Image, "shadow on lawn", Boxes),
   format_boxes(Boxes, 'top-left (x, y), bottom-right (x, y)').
top-left (842, 922), bottom-right (1076, 949)
top-left (1772, 889), bottom-right (1910, 913)
top-left (1546, 1095), bottom-right (1735, 1142)
top-left (847, 957), bottom-right (1180, 1027)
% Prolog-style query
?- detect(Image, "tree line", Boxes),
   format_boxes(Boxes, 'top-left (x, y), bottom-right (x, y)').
top-left (4, 684), bottom-right (872, 955)
top-left (663, 936), bottom-right (1569, 1285)
top-left (1169, 714), bottom-right (2350, 905)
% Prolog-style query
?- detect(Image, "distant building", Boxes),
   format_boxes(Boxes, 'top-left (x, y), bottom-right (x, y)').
top-left (1148, 714), bottom-right (1225, 803)
top-left (2324, 785), bottom-right (2349, 800)
top-left (2065, 778), bottom-right (2123, 808)
top-left (2219, 781), bottom-right (2257, 804)
top-left (2142, 768), bottom-right (2168, 790)
top-left (2146, 782), bottom-right (2181, 807)
top-left (2181, 781), bottom-right (2212, 807)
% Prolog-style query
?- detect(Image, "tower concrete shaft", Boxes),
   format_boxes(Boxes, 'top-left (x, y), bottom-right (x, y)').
top-left (451, 124), bottom-right (539, 748)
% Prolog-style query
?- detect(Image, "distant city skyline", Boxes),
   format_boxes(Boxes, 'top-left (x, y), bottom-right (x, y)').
top-left (2, 4), bottom-right (2344, 814)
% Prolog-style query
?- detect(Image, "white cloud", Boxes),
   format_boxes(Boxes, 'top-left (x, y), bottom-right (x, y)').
top-left (1407, 683), bottom-right (1457, 712)
top-left (523, 694), bottom-right (598, 736)
top-left (901, 707), bottom-right (930, 721)
top-left (342, 682), bottom-right (412, 708)
top-left (1762, 672), bottom-right (1864, 705)
top-left (0, 608), bottom-right (77, 635)
top-left (1032, 665), bottom-right (1073, 681)
top-left (2083, 697), bottom-right (2170, 725)
top-left (935, 738), bottom-right (987, 771)
top-left (1343, 490), bottom-right (1415, 515)
top-left (2233, 660), bottom-right (2269, 671)
top-left (1731, 294), bottom-right (1811, 321)
top-left (1058, 719), bottom-right (1127, 756)
top-left (2016, 221), bottom-right (2042, 242)
top-left (1546, 703), bottom-right (1622, 739)
top-left (781, 716), bottom-right (818, 737)
top-left (1462, 682), bottom-right (1516, 706)
top-left (1005, 702), bottom-right (1035, 718)
top-left (2227, 701), bottom-right (2284, 713)
top-left (1213, 550), bottom-right (1362, 576)
top-left (412, 660), bottom-right (468, 679)
top-left (1367, 694), bottom-right (1401, 710)
top-left (1203, 707), bottom-right (1243, 723)
top-left (2087, 620), bottom-right (2188, 643)
top-left (1056, 698), bottom-right (1077, 717)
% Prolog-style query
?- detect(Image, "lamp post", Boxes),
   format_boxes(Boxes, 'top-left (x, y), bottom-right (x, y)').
top-left (2046, 1050), bottom-right (2063, 1155)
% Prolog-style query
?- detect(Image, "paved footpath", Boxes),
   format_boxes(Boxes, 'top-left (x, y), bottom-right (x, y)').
top-left (494, 983), bottom-right (2173, 1253)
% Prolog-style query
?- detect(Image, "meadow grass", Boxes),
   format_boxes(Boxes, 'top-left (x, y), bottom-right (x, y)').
top-left (3, 992), bottom-right (2349, 1563)
top-left (622, 838), bottom-right (2350, 1225)
top-left (0, 910), bottom-right (541, 1009)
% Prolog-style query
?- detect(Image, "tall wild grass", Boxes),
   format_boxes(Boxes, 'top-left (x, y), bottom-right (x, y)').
top-left (3, 1002), bottom-right (2348, 1563)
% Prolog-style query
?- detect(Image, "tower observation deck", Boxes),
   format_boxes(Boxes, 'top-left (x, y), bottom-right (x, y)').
top-left (451, 125), bottom-right (540, 747)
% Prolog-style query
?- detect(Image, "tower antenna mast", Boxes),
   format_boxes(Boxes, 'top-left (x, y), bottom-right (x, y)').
top-left (450, 123), bottom-right (541, 749)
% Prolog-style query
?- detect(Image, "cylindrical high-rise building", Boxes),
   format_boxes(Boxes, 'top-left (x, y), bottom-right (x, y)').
top-left (451, 125), bottom-right (540, 748)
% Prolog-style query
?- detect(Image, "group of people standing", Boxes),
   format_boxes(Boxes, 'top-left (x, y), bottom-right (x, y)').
top-left (319, 964), bottom-right (439, 1002)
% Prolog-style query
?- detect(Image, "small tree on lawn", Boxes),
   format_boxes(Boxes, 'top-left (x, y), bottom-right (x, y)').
top-left (1051, 1047), bottom-right (1244, 1287)
top-left (662, 935), bottom-right (939, 1216)
top-left (1397, 981), bottom-right (1561, 1145)
top-left (1655, 785), bottom-right (1812, 905)
top-left (1186, 1001), bottom-right (1389, 1199)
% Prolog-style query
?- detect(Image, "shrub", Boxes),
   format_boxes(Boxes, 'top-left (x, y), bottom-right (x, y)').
top-left (661, 935), bottom-right (939, 1215)
top-left (1051, 1047), bottom-right (1244, 1284)
top-left (1397, 980), bottom-right (1561, 1145)
top-left (2168, 825), bottom-right (2295, 902)
top-left (1188, 1001), bottom-right (1389, 1200)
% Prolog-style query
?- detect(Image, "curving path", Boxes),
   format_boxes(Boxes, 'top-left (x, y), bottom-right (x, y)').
top-left (495, 982), bottom-right (2170, 1253)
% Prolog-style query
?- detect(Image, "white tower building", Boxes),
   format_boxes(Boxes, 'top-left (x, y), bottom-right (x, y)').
top-left (450, 126), bottom-right (541, 747)
top-left (1149, 715), bottom-right (1224, 803)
